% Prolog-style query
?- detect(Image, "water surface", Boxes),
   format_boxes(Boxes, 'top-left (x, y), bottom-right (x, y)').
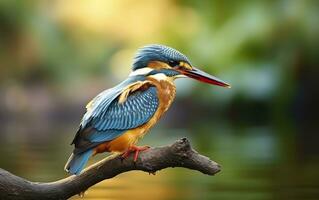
top-left (1, 119), bottom-right (318, 200)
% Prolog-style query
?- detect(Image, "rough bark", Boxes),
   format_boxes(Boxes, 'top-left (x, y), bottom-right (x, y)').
top-left (0, 138), bottom-right (221, 200)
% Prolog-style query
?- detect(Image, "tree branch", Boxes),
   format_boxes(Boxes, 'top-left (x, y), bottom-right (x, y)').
top-left (0, 138), bottom-right (221, 200)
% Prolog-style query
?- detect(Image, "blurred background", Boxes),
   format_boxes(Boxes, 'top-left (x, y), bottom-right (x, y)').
top-left (0, 0), bottom-right (319, 199)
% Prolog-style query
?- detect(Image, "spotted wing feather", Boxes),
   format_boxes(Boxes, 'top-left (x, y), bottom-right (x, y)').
top-left (72, 82), bottom-right (159, 153)
top-left (93, 86), bottom-right (158, 131)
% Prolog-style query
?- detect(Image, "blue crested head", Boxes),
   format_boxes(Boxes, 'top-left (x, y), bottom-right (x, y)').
top-left (130, 44), bottom-right (230, 88)
top-left (132, 44), bottom-right (191, 71)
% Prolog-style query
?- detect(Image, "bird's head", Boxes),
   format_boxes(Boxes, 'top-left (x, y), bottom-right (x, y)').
top-left (130, 44), bottom-right (230, 88)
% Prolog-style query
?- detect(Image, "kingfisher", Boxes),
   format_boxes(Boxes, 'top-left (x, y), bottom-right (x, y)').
top-left (64, 44), bottom-right (230, 175)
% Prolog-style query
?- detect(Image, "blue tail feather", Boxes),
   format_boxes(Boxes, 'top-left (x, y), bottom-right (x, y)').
top-left (64, 149), bottom-right (93, 175)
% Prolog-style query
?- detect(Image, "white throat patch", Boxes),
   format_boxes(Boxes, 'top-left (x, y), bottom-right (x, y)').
top-left (129, 67), bottom-right (153, 76)
top-left (149, 73), bottom-right (169, 81)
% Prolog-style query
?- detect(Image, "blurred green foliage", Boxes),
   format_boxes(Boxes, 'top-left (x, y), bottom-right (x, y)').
top-left (1, 0), bottom-right (318, 115)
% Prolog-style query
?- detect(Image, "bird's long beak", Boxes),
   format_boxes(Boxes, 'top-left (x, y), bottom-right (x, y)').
top-left (180, 67), bottom-right (231, 88)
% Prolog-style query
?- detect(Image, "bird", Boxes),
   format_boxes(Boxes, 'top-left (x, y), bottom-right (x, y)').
top-left (64, 44), bottom-right (230, 175)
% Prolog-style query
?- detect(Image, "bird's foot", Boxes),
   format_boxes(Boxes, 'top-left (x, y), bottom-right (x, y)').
top-left (121, 145), bottom-right (150, 162)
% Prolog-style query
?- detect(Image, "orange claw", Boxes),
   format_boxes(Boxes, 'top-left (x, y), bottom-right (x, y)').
top-left (121, 145), bottom-right (150, 162)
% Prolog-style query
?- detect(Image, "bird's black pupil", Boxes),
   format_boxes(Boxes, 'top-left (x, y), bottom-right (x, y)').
top-left (169, 60), bottom-right (179, 67)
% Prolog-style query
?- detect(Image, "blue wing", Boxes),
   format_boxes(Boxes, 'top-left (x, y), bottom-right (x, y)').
top-left (88, 86), bottom-right (158, 143)
top-left (72, 77), bottom-right (159, 153)
top-left (93, 86), bottom-right (158, 131)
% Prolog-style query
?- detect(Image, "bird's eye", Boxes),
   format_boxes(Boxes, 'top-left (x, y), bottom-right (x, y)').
top-left (168, 60), bottom-right (179, 67)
